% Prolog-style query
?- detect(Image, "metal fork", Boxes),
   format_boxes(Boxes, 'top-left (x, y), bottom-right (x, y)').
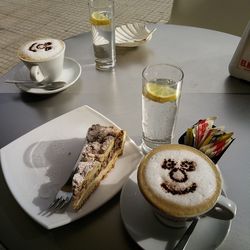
top-left (41, 170), bottom-right (75, 215)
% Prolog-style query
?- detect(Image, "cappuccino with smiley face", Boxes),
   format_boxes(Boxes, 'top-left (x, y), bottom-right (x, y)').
top-left (17, 38), bottom-right (65, 82)
top-left (18, 38), bottom-right (65, 62)
top-left (137, 144), bottom-right (222, 221)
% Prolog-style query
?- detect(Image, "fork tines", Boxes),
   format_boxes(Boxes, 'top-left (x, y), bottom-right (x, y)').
top-left (40, 192), bottom-right (73, 216)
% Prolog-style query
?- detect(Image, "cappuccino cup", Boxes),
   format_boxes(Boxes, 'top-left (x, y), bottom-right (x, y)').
top-left (137, 144), bottom-right (236, 228)
top-left (17, 38), bottom-right (65, 82)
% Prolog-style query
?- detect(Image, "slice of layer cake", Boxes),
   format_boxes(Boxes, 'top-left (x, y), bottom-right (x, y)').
top-left (72, 124), bottom-right (126, 210)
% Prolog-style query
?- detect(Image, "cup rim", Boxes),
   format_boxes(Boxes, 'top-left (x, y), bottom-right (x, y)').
top-left (17, 38), bottom-right (65, 63)
top-left (142, 63), bottom-right (184, 84)
top-left (137, 144), bottom-right (222, 219)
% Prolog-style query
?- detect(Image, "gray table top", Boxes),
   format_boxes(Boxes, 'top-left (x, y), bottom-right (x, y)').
top-left (0, 24), bottom-right (250, 250)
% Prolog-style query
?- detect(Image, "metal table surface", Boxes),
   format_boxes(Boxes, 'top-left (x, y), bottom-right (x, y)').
top-left (0, 24), bottom-right (250, 250)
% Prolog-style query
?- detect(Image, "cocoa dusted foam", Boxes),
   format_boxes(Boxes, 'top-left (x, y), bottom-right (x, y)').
top-left (137, 144), bottom-right (222, 218)
top-left (18, 38), bottom-right (65, 62)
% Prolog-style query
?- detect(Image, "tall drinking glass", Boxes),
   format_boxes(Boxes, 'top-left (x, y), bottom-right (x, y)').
top-left (88, 0), bottom-right (116, 70)
top-left (141, 64), bottom-right (184, 154)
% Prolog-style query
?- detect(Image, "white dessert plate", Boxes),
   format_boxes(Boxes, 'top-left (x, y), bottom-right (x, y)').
top-left (0, 105), bottom-right (143, 229)
top-left (14, 57), bottom-right (81, 94)
top-left (115, 23), bottom-right (156, 47)
top-left (120, 170), bottom-right (231, 250)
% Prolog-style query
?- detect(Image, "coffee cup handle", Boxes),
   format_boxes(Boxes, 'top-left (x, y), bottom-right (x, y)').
top-left (206, 195), bottom-right (237, 220)
top-left (30, 65), bottom-right (45, 82)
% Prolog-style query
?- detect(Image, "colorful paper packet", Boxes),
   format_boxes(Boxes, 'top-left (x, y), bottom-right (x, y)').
top-left (179, 117), bottom-right (235, 163)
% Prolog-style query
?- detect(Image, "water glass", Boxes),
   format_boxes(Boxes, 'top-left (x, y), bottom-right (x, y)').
top-left (88, 0), bottom-right (116, 70)
top-left (141, 63), bottom-right (184, 154)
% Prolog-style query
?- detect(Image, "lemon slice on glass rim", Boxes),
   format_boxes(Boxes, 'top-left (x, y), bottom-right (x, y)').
top-left (144, 82), bottom-right (178, 103)
top-left (90, 11), bottom-right (111, 25)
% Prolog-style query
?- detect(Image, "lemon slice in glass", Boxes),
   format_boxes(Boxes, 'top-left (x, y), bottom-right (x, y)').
top-left (144, 81), bottom-right (178, 103)
top-left (90, 11), bottom-right (111, 25)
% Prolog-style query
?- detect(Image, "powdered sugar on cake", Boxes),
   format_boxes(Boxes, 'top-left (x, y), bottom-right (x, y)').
top-left (145, 149), bottom-right (218, 207)
top-left (71, 124), bottom-right (126, 210)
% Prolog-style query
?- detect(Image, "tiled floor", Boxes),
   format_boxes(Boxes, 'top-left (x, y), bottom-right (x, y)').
top-left (0, 0), bottom-right (173, 76)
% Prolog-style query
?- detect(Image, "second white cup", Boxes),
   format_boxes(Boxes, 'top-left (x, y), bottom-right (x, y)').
top-left (17, 38), bottom-right (65, 82)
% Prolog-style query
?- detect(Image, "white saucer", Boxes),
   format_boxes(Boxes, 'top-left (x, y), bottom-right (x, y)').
top-left (120, 170), bottom-right (231, 250)
top-left (15, 57), bottom-right (81, 94)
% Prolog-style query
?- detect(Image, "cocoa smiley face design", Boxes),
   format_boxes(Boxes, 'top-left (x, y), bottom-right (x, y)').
top-left (29, 42), bottom-right (53, 52)
top-left (161, 158), bottom-right (197, 195)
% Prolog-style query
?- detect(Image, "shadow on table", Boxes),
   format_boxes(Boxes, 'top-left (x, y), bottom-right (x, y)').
top-left (18, 91), bottom-right (60, 103)
top-left (116, 45), bottom-right (153, 67)
top-left (223, 76), bottom-right (250, 124)
top-left (224, 76), bottom-right (250, 93)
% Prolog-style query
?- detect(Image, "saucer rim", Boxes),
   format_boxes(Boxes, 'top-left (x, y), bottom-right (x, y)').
top-left (16, 57), bottom-right (81, 94)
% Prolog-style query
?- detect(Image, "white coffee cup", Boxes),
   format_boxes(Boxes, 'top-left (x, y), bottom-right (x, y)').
top-left (17, 38), bottom-right (65, 82)
top-left (137, 144), bottom-right (237, 228)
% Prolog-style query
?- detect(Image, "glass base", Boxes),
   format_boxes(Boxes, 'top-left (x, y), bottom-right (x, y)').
top-left (140, 142), bottom-right (153, 155)
top-left (141, 138), bottom-right (172, 155)
top-left (96, 60), bottom-right (115, 71)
